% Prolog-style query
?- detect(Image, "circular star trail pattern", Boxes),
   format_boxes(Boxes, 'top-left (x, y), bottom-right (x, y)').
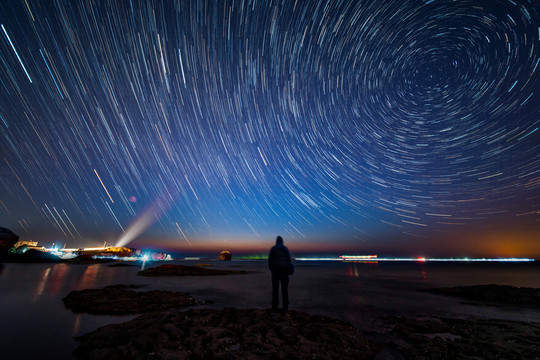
top-left (0, 0), bottom-right (538, 252)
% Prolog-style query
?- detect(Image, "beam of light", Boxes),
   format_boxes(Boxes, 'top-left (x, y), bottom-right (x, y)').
top-left (1, 24), bottom-right (32, 83)
top-left (115, 205), bottom-right (157, 248)
top-left (115, 197), bottom-right (172, 248)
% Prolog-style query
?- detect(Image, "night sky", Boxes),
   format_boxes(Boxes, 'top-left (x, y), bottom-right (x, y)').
top-left (1, 0), bottom-right (539, 257)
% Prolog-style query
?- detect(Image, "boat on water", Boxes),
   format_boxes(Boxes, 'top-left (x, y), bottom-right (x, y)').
top-left (340, 255), bottom-right (378, 262)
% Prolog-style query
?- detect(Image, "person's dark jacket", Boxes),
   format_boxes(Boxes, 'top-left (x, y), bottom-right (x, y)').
top-left (268, 237), bottom-right (291, 272)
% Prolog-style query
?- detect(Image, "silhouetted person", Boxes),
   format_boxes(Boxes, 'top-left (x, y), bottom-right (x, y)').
top-left (268, 235), bottom-right (292, 311)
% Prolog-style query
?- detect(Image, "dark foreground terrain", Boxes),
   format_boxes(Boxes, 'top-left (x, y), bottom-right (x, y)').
top-left (64, 269), bottom-right (540, 359)
top-left (74, 308), bottom-right (376, 360)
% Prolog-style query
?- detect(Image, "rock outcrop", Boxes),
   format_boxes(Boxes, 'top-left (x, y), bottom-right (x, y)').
top-left (0, 227), bottom-right (19, 259)
top-left (63, 284), bottom-right (196, 315)
top-left (383, 314), bottom-right (540, 359)
top-left (74, 308), bottom-right (375, 359)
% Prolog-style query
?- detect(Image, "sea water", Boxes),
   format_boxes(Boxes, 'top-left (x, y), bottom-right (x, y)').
top-left (0, 260), bottom-right (539, 360)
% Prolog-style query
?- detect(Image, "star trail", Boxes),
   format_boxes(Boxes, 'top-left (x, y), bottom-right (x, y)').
top-left (1, 0), bottom-right (539, 256)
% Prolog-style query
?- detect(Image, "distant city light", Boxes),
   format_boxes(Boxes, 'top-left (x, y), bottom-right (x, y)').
top-left (294, 255), bottom-right (535, 262)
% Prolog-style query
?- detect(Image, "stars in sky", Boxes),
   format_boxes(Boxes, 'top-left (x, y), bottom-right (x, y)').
top-left (0, 0), bottom-right (539, 254)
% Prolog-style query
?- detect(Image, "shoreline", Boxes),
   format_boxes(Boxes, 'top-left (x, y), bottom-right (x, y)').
top-left (61, 264), bottom-right (540, 359)
top-left (1, 261), bottom-right (540, 359)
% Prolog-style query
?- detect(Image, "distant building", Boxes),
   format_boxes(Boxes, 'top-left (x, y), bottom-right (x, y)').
top-left (79, 246), bottom-right (133, 258)
top-left (12, 240), bottom-right (39, 248)
top-left (10, 240), bottom-right (44, 253)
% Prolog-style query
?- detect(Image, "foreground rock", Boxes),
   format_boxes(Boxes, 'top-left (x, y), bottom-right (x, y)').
top-left (384, 315), bottom-right (540, 359)
top-left (74, 308), bottom-right (375, 360)
top-left (423, 284), bottom-right (540, 307)
top-left (138, 264), bottom-right (250, 276)
top-left (0, 227), bottom-right (19, 260)
top-left (63, 285), bottom-right (196, 315)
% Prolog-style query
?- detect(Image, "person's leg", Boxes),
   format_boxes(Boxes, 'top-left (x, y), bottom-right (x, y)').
top-left (271, 272), bottom-right (280, 310)
top-left (281, 275), bottom-right (289, 310)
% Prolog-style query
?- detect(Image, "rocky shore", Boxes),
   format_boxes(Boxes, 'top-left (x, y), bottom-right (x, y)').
top-left (383, 314), bottom-right (540, 359)
top-left (69, 292), bottom-right (540, 359)
top-left (73, 308), bottom-right (376, 360)
top-left (64, 274), bottom-right (540, 359)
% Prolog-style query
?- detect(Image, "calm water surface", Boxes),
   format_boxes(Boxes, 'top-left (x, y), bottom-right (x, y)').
top-left (1, 260), bottom-right (539, 359)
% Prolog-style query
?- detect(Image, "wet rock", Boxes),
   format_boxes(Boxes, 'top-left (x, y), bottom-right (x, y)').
top-left (63, 284), bottom-right (196, 315)
top-left (74, 308), bottom-right (376, 359)
top-left (383, 315), bottom-right (540, 359)
top-left (138, 264), bottom-right (250, 276)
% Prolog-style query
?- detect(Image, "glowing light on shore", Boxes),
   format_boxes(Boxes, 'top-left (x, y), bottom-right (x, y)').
top-left (294, 257), bottom-right (344, 261)
top-left (294, 255), bottom-right (535, 262)
top-left (340, 255), bottom-right (378, 261)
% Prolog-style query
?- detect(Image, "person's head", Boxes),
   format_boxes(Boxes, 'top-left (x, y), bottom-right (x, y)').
top-left (276, 235), bottom-right (283, 246)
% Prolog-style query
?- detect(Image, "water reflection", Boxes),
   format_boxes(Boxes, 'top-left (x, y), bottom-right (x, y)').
top-left (1, 261), bottom-right (539, 360)
top-left (73, 314), bottom-right (82, 336)
top-left (419, 263), bottom-right (428, 280)
top-left (31, 264), bottom-right (71, 301)
top-left (47, 263), bottom-right (70, 297)
top-left (346, 262), bottom-right (380, 277)
top-left (33, 266), bottom-right (52, 302)
top-left (79, 265), bottom-right (100, 289)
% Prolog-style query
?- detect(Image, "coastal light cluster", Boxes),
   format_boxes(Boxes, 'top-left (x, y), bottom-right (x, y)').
top-left (0, 0), bottom-right (538, 255)
top-left (294, 255), bottom-right (536, 262)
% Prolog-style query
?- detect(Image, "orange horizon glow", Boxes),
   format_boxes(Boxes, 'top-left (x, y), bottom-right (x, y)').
top-left (131, 230), bottom-right (540, 260)
top-left (27, 224), bottom-right (540, 260)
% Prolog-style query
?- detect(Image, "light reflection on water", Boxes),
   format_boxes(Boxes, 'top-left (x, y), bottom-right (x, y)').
top-left (0, 260), bottom-right (539, 359)
top-left (33, 266), bottom-right (51, 302)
